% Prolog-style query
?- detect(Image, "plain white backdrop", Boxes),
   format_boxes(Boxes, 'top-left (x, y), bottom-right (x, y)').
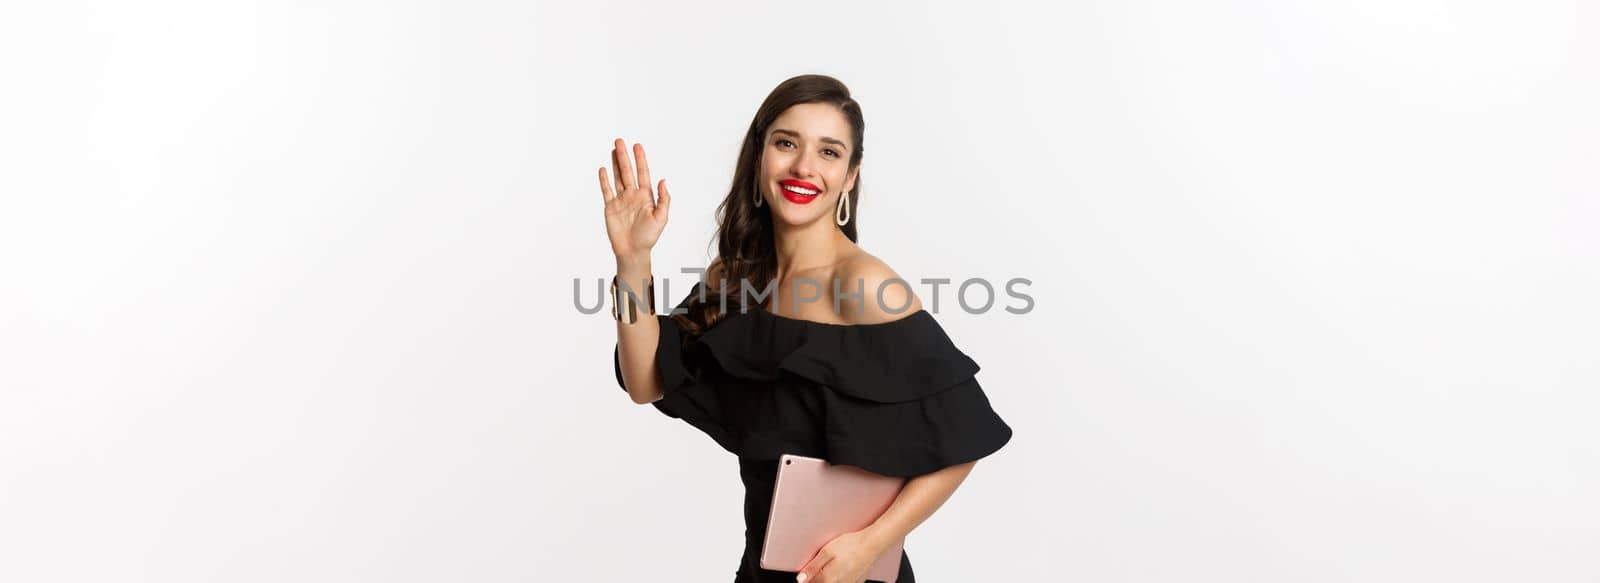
top-left (1, 0), bottom-right (1596, 581)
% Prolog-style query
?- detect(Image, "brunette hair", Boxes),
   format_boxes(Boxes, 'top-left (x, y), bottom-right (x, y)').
top-left (671, 74), bottom-right (866, 338)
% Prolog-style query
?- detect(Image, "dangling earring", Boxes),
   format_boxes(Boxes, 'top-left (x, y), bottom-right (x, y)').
top-left (835, 190), bottom-right (851, 226)
top-left (753, 178), bottom-right (764, 208)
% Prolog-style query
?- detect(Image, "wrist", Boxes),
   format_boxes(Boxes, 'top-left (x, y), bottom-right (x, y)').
top-left (610, 272), bottom-right (655, 324)
top-left (616, 259), bottom-right (651, 284)
top-left (858, 523), bottom-right (899, 554)
top-left (615, 253), bottom-right (651, 273)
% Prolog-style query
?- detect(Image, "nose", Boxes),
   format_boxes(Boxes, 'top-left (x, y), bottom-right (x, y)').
top-left (787, 150), bottom-right (816, 179)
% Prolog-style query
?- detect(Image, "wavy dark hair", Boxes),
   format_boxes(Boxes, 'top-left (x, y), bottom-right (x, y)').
top-left (671, 74), bottom-right (866, 338)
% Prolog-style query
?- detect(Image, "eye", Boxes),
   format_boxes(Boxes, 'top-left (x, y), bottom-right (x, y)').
top-left (823, 148), bottom-right (840, 158)
top-left (776, 138), bottom-right (795, 148)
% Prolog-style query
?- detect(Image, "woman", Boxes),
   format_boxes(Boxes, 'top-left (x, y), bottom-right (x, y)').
top-left (600, 74), bottom-right (1012, 583)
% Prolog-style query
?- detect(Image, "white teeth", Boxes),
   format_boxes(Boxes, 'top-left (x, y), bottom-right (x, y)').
top-left (782, 184), bottom-right (819, 196)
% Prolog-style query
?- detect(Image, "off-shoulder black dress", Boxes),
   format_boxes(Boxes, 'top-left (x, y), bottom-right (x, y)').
top-left (612, 282), bottom-right (1013, 582)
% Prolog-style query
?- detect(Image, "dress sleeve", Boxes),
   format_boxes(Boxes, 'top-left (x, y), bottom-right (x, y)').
top-left (696, 309), bottom-right (1015, 477)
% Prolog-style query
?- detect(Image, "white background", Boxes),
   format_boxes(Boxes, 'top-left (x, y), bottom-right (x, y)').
top-left (2, 1), bottom-right (1596, 581)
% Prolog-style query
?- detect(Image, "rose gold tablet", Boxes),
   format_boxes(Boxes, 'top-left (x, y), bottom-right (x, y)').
top-left (760, 454), bottom-right (907, 583)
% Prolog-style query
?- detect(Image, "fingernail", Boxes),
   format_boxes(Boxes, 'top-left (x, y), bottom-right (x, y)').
top-left (796, 574), bottom-right (807, 582)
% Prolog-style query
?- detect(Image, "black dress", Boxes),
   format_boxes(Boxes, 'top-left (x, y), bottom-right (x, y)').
top-left (613, 282), bottom-right (1013, 582)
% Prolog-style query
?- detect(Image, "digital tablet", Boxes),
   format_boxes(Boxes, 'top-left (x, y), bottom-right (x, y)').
top-left (760, 454), bottom-right (907, 583)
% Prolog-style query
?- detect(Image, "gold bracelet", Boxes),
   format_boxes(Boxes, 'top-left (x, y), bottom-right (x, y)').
top-left (610, 274), bottom-right (655, 324)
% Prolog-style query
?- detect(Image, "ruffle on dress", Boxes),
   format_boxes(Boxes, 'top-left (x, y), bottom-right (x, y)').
top-left (612, 282), bottom-right (1012, 478)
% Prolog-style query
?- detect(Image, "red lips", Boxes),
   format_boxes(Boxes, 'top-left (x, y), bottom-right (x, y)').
top-left (779, 179), bottom-right (822, 205)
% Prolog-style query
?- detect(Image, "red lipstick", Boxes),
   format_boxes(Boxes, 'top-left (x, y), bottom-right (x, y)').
top-left (779, 179), bottom-right (822, 205)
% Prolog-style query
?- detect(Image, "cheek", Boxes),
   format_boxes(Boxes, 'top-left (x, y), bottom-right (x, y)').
top-left (828, 170), bottom-right (849, 191)
top-left (760, 155), bottom-right (785, 178)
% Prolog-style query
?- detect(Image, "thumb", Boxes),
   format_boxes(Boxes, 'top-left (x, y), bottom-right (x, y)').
top-left (654, 179), bottom-right (672, 220)
top-left (796, 553), bottom-right (831, 582)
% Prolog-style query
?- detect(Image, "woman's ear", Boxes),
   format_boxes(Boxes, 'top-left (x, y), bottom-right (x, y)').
top-left (844, 165), bottom-right (859, 193)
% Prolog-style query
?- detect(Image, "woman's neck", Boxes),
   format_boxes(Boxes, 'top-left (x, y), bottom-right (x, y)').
top-left (771, 218), bottom-right (852, 282)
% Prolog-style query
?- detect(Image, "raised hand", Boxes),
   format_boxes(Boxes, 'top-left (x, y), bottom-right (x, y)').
top-left (598, 138), bottom-right (671, 263)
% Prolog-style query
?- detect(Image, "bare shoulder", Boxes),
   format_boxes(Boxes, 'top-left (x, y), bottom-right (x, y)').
top-left (837, 252), bottom-right (924, 324)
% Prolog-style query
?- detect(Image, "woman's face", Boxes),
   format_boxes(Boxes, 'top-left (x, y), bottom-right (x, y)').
top-left (757, 103), bottom-right (859, 226)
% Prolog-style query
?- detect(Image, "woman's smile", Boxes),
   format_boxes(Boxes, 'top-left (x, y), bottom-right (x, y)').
top-left (779, 178), bottom-right (821, 204)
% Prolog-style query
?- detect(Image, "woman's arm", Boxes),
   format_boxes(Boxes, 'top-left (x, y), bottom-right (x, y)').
top-left (861, 460), bottom-right (978, 548)
top-left (834, 257), bottom-right (981, 541)
top-left (795, 461), bottom-right (981, 582)
top-left (599, 138), bottom-right (673, 405)
top-left (614, 254), bottom-right (665, 405)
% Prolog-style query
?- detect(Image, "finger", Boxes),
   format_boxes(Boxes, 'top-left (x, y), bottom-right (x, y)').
top-left (615, 138), bottom-right (637, 190)
top-left (633, 142), bottom-right (652, 194)
top-left (610, 139), bottom-right (627, 194)
top-left (598, 167), bottom-right (615, 203)
top-left (797, 553), bottom-right (833, 583)
top-left (654, 179), bottom-right (671, 219)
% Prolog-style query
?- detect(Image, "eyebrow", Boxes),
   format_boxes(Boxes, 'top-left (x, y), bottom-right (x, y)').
top-left (771, 128), bottom-right (850, 152)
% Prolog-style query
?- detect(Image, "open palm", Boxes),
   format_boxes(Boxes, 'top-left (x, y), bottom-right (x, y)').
top-left (598, 138), bottom-right (671, 260)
